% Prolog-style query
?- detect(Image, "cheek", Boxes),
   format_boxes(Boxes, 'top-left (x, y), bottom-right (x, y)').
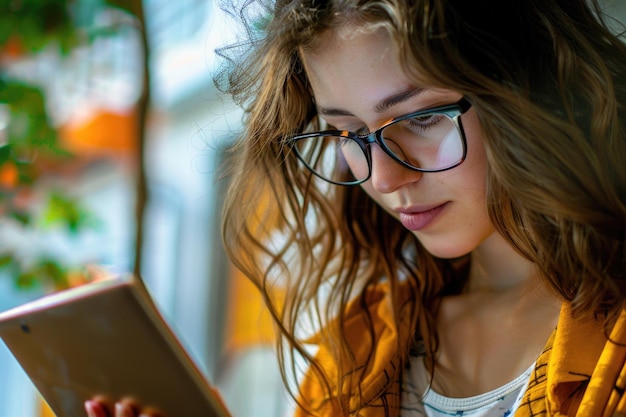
top-left (358, 181), bottom-right (402, 222)
top-left (340, 143), bottom-right (370, 179)
top-left (461, 110), bottom-right (486, 158)
top-left (458, 111), bottom-right (488, 184)
top-left (359, 181), bottom-right (378, 202)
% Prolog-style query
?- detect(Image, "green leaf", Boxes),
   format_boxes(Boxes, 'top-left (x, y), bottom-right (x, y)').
top-left (0, 79), bottom-right (69, 163)
top-left (0, 253), bottom-right (73, 290)
top-left (34, 258), bottom-right (68, 288)
top-left (0, 145), bottom-right (11, 165)
top-left (0, 0), bottom-right (77, 54)
top-left (40, 191), bottom-right (99, 233)
top-left (10, 211), bottom-right (32, 226)
top-left (0, 254), bottom-right (15, 269)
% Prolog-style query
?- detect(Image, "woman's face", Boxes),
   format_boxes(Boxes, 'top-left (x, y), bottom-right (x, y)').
top-left (300, 28), bottom-right (495, 259)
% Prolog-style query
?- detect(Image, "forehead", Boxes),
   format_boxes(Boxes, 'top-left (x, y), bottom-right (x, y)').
top-left (300, 28), bottom-right (413, 110)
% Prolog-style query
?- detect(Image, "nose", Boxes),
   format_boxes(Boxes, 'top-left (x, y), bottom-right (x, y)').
top-left (368, 144), bottom-right (423, 193)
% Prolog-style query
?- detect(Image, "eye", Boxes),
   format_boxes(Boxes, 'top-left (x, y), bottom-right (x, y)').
top-left (355, 126), bottom-right (370, 136)
top-left (405, 114), bottom-right (445, 132)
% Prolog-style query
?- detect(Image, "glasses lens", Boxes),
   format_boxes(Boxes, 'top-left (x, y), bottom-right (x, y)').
top-left (293, 135), bottom-right (369, 184)
top-left (381, 113), bottom-right (463, 171)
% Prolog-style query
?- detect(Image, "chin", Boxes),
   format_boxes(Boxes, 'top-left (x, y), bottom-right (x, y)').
top-left (425, 247), bottom-right (474, 260)
top-left (413, 233), bottom-right (481, 260)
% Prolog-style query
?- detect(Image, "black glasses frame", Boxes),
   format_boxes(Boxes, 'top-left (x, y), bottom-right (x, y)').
top-left (289, 97), bottom-right (473, 186)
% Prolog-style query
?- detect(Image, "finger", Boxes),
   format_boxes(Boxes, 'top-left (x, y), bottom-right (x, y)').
top-left (115, 402), bottom-right (136, 417)
top-left (85, 400), bottom-right (109, 417)
top-left (138, 407), bottom-right (163, 417)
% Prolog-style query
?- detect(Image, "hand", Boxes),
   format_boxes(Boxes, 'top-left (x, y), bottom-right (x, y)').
top-left (85, 399), bottom-right (161, 417)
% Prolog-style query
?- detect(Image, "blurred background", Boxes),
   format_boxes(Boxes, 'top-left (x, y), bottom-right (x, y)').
top-left (0, 1), bottom-right (625, 417)
top-left (0, 0), bottom-right (287, 416)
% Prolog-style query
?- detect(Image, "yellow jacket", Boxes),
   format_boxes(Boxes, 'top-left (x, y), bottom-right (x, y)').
top-left (295, 284), bottom-right (626, 417)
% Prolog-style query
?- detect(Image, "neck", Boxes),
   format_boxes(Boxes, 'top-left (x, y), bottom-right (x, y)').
top-left (465, 233), bottom-right (539, 294)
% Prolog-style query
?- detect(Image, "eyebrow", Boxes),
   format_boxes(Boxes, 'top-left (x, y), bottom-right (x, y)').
top-left (374, 86), bottom-right (424, 112)
top-left (317, 85), bottom-right (425, 117)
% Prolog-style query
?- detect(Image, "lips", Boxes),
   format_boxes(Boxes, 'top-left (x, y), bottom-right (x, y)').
top-left (397, 202), bottom-right (449, 231)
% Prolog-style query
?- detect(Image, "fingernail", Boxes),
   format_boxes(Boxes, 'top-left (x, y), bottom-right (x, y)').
top-left (85, 401), bottom-right (106, 417)
top-left (115, 402), bottom-right (134, 417)
top-left (84, 401), bottom-right (96, 417)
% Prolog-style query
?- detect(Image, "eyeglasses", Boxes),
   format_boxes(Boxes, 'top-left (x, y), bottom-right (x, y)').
top-left (289, 98), bottom-right (472, 185)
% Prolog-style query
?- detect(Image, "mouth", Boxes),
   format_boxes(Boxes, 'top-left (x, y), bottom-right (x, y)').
top-left (396, 202), bottom-right (449, 231)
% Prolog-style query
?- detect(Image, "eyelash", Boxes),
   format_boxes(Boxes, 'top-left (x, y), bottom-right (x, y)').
top-left (355, 126), bottom-right (370, 135)
top-left (405, 115), bottom-right (443, 132)
top-left (329, 112), bottom-right (445, 137)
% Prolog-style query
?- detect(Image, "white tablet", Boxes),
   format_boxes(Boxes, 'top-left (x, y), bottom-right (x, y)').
top-left (0, 273), bottom-right (231, 417)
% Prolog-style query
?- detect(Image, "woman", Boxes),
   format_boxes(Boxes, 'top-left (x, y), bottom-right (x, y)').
top-left (87, 0), bottom-right (626, 416)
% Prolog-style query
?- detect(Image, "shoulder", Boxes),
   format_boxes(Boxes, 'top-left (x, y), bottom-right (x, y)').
top-left (296, 280), bottom-right (415, 417)
top-left (536, 304), bottom-right (626, 416)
